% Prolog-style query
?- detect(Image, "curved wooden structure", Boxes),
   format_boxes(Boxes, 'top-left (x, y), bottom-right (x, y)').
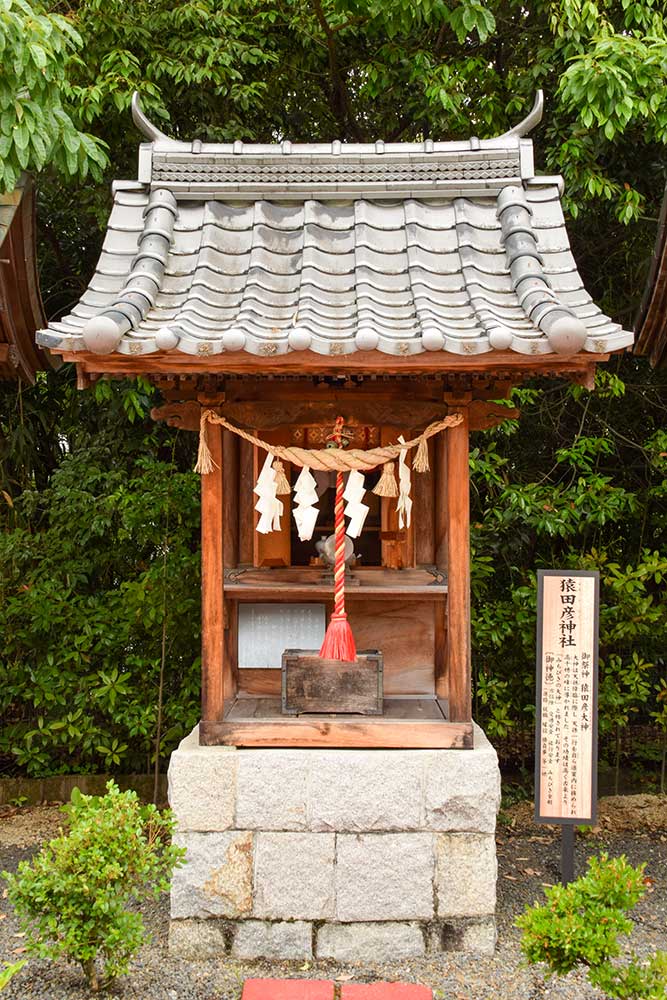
top-left (635, 182), bottom-right (667, 368)
top-left (0, 174), bottom-right (51, 382)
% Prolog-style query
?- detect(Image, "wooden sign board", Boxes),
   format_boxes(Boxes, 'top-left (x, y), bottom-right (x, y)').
top-left (535, 570), bottom-right (599, 825)
top-left (238, 603), bottom-right (326, 669)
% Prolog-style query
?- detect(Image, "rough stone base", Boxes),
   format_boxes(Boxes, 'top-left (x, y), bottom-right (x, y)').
top-left (168, 724), bottom-right (500, 960)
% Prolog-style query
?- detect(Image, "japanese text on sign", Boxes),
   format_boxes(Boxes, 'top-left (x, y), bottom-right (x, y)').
top-left (238, 603), bottom-right (326, 668)
top-left (536, 571), bottom-right (598, 824)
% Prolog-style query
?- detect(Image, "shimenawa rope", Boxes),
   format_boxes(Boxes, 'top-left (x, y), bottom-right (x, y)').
top-left (194, 410), bottom-right (463, 476)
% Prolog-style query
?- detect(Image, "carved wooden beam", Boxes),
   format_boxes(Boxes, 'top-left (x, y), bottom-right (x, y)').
top-left (569, 365), bottom-right (596, 390)
top-left (152, 399), bottom-right (453, 431)
top-left (151, 399), bottom-right (202, 430)
top-left (151, 397), bottom-right (519, 432)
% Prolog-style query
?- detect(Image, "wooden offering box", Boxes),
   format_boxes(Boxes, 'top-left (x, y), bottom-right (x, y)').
top-left (282, 649), bottom-right (383, 716)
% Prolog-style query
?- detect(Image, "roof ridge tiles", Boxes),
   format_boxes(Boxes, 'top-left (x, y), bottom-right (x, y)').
top-left (36, 131), bottom-right (634, 361)
top-left (132, 90), bottom-right (544, 157)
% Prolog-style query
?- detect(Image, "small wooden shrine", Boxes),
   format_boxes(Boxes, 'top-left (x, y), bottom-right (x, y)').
top-left (36, 92), bottom-right (634, 751)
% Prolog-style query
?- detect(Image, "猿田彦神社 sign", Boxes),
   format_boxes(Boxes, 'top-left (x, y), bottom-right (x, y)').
top-left (535, 570), bottom-right (599, 825)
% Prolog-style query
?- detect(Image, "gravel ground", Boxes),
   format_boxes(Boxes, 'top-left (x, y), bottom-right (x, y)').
top-left (0, 801), bottom-right (665, 1000)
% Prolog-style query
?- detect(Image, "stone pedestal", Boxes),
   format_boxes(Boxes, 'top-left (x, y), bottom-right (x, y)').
top-left (168, 724), bottom-right (501, 961)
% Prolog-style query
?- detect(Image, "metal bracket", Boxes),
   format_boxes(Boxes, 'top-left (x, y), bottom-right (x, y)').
top-left (224, 568), bottom-right (248, 583)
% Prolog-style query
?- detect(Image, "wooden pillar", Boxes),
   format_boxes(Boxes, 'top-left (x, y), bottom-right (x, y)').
top-left (413, 439), bottom-right (435, 566)
top-left (446, 406), bottom-right (471, 723)
top-left (434, 432), bottom-right (448, 699)
top-left (380, 426), bottom-right (411, 569)
top-left (434, 432), bottom-right (448, 571)
top-left (238, 439), bottom-right (254, 565)
top-left (201, 423), bottom-right (225, 726)
top-left (223, 429), bottom-right (239, 570)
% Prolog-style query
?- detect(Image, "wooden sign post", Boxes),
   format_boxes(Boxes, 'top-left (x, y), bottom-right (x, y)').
top-left (535, 570), bottom-right (599, 883)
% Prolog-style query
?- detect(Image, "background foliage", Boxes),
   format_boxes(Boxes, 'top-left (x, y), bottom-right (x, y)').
top-left (0, 375), bottom-right (201, 777)
top-left (0, 0), bottom-right (106, 194)
top-left (470, 360), bottom-right (667, 789)
top-left (0, 0), bottom-right (665, 781)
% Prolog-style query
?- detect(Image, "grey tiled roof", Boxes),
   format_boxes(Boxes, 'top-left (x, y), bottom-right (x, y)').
top-left (38, 99), bottom-right (632, 360)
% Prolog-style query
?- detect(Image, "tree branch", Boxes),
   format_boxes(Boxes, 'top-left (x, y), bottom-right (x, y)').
top-left (311, 0), bottom-right (363, 140)
top-left (388, 113), bottom-right (417, 142)
top-left (331, 15), bottom-right (365, 34)
top-left (39, 216), bottom-right (76, 285)
top-left (434, 22), bottom-right (448, 55)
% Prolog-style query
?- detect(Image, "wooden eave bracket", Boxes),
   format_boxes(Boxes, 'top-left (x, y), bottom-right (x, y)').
top-left (151, 399), bottom-right (202, 430)
top-left (469, 399), bottom-right (519, 429)
top-left (61, 350), bottom-right (610, 381)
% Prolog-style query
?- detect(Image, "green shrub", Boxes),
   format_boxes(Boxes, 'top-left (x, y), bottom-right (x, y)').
top-left (0, 961), bottom-right (26, 992)
top-left (0, 380), bottom-right (202, 778)
top-left (517, 853), bottom-right (667, 999)
top-left (2, 781), bottom-right (184, 992)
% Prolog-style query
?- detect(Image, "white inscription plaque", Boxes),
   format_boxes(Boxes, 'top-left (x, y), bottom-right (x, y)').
top-left (535, 570), bottom-right (599, 824)
top-left (238, 603), bottom-right (326, 669)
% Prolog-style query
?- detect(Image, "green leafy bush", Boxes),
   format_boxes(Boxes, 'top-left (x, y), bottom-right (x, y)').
top-left (2, 781), bottom-right (184, 992)
top-left (0, 961), bottom-right (26, 992)
top-left (0, 374), bottom-right (201, 777)
top-left (518, 853), bottom-right (667, 999)
top-left (470, 360), bottom-right (667, 781)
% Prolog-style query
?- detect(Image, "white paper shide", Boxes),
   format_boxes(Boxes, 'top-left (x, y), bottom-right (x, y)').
top-left (254, 452), bottom-right (283, 534)
top-left (292, 466), bottom-right (319, 541)
top-left (343, 469), bottom-right (369, 538)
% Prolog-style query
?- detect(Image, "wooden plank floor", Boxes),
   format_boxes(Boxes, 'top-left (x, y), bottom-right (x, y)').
top-left (226, 697), bottom-right (445, 721)
top-left (224, 567), bottom-right (448, 601)
top-left (200, 697), bottom-right (472, 749)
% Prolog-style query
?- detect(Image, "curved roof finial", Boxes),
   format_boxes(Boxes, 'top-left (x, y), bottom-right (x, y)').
top-left (497, 91), bottom-right (544, 140)
top-left (131, 91), bottom-right (171, 143)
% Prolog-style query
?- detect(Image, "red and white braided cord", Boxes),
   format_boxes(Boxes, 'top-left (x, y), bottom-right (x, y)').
top-left (328, 416), bottom-right (347, 623)
top-left (332, 470), bottom-right (346, 620)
